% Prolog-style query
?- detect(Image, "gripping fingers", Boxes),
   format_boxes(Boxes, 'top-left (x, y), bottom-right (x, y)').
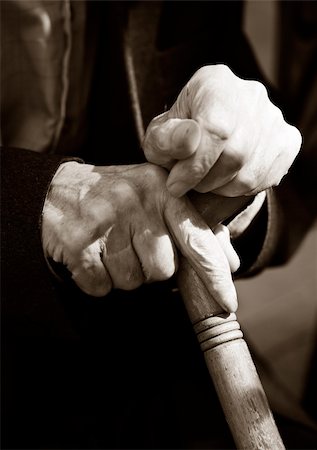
top-left (166, 131), bottom-right (225, 197)
top-left (68, 240), bottom-right (112, 297)
top-left (143, 113), bottom-right (201, 167)
top-left (133, 228), bottom-right (178, 283)
top-left (164, 195), bottom-right (238, 312)
top-left (102, 244), bottom-right (145, 290)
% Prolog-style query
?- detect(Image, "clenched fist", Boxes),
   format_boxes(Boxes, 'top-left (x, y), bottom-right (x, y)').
top-left (143, 65), bottom-right (301, 197)
top-left (42, 161), bottom-right (240, 312)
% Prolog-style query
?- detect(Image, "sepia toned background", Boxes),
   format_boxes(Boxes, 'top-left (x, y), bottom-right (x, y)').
top-left (239, 0), bottom-right (317, 430)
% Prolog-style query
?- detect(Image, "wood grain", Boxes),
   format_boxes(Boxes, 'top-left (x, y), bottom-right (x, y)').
top-left (178, 193), bottom-right (285, 449)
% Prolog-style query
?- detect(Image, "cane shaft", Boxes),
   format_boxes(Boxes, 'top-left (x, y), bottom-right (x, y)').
top-left (178, 259), bottom-right (285, 450)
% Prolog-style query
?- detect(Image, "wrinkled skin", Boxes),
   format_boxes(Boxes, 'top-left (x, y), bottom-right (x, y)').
top-left (42, 161), bottom-right (239, 312)
top-left (143, 65), bottom-right (302, 197)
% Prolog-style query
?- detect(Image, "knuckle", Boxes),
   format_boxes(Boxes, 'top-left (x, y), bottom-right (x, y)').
top-left (288, 124), bottom-right (302, 151)
top-left (111, 180), bottom-right (138, 210)
top-left (248, 80), bottom-right (268, 99)
top-left (193, 64), bottom-right (233, 84)
top-left (273, 104), bottom-right (284, 122)
top-left (86, 202), bottom-right (113, 228)
top-left (278, 124), bottom-right (302, 171)
top-left (190, 162), bottom-right (207, 182)
top-left (216, 64), bottom-right (234, 78)
top-left (194, 65), bottom-right (213, 80)
top-left (144, 163), bottom-right (168, 185)
top-left (207, 64), bottom-right (232, 79)
top-left (255, 80), bottom-right (268, 97)
top-left (268, 102), bottom-right (284, 123)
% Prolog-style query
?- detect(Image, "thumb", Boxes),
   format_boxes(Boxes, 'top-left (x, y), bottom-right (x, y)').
top-left (143, 112), bottom-right (201, 167)
top-left (164, 195), bottom-right (238, 313)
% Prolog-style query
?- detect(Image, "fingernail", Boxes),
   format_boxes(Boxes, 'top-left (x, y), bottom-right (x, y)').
top-left (167, 180), bottom-right (188, 197)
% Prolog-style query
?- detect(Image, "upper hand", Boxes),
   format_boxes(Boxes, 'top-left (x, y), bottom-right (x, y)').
top-left (42, 161), bottom-right (239, 312)
top-left (143, 65), bottom-right (302, 197)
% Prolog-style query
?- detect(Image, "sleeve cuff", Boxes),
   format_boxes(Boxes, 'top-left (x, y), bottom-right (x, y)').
top-left (246, 189), bottom-right (283, 275)
top-left (227, 189), bottom-right (282, 277)
top-left (41, 159), bottom-right (84, 282)
top-left (228, 191), bottom-right (267, 239)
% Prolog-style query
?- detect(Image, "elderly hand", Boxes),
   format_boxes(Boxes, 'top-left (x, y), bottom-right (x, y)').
top-left (42, 161), bottom-right (240, 312)
top-left (143, 65), bottom-right (302, 197)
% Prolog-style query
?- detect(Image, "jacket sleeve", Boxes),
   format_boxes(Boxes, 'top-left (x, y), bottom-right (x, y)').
top-left (1, 147), bottom-right (80, 337)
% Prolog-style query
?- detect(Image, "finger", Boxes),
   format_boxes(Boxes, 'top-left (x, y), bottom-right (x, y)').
top-left (213, 111), bottom-right (302, 197)
top-left (193, 144), bottom-right (245, 193)
top-left (164, 195), bottom-right (238, 312)
top-left (166, 132), bottom-right (225, 197)
top-left (212, 131), bottom-right (276, 197)
top-left (68, 240), bottom-right (112, 297)
top-left (214, 225), bottom-right (240, 273)
top-left (103, 243), bottom-right (145, 290)
top-left (143, 113), bottom-right (201, 166)
top-left (132, 218), bottom-right (178, 283)
top-left (260, 122), bottom-right (302, 189)
top-left (100, 220), bottom-right (144, 290)
top-left (214, 123), bottom-right (301, 197)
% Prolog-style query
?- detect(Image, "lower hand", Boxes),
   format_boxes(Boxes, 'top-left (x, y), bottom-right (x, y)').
top-left (143, 65), bottom-right (301, 197)
top-left (42, 162), bottom-right (239, 312)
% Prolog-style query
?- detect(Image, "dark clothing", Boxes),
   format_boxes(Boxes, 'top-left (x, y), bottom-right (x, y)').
top-left (0, 3), bottom-right (259, 447)
top-left (1, 146), bottom-right (236, 449)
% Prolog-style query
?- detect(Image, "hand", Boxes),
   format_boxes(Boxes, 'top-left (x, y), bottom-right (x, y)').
top-left (42, 161), bottom-right (239, 312)
top-left (143, 65), bottom-right (302, 197)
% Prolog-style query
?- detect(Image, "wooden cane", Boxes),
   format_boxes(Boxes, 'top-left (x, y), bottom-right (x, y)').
top-left (178, 192), bottom-right (285, 450)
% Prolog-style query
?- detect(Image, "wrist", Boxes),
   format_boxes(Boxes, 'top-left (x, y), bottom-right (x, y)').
top-left (41, 159), bottom-right (85, 279)
top-left (48, 160), bottom-right (86, 191)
